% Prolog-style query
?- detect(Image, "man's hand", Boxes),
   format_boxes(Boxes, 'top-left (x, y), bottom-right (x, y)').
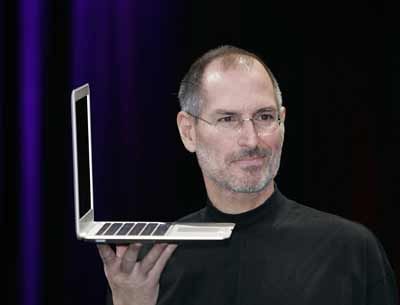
top-left (97, 243), bottom-right (178, 305)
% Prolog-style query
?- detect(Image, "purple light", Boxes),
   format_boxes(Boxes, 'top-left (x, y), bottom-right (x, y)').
top-left (19, 0), bottom-right (43, 304)
top-left (71, 0), bottom-right (89, 86)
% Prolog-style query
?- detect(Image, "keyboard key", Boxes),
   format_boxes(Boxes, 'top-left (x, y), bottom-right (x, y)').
top-left (152, 223), bottom-right (172, 236)
top-left (96, 223), bottom-right (111, 235)
top-left (117, 223), bottom-right (135, 235)
top-left (128, 222), bottom-right (147, 235)
top-left (104, 223), bottom-right (123, 235)
top-left (140, 223), bottom-right (158, 236)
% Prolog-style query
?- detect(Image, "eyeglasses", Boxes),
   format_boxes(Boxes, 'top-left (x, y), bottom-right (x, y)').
top-left (187, 110), bottom-right (282, 135)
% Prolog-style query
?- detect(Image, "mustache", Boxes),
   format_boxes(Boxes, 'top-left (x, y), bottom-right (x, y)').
top-left (227, 147), bottom-right (272, 163)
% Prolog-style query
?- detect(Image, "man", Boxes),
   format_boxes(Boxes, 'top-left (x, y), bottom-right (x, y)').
top-left (98, 46), bottom-right (398, 305)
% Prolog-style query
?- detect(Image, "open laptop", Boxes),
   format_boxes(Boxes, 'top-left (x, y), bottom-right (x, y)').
top-left (71, 83), bottom-right (235, 243)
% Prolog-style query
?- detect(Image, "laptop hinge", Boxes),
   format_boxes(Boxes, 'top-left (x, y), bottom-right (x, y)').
top-left (79, 209), bottom-right (94, 233)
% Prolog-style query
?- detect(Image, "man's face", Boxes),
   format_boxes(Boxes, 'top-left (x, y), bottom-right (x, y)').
top-left (194, 60), bottom-right (285, 193)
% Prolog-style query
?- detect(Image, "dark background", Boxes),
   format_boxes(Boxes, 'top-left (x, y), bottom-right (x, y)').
top-left (3, 1), bottom-right (399, 305)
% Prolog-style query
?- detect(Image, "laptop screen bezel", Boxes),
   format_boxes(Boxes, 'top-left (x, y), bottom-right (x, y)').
top-left (71, 83), bottom-right (95, 235)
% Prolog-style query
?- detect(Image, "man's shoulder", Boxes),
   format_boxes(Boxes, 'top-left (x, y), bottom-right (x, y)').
top-left (283, 197), bottom-right (374, 242)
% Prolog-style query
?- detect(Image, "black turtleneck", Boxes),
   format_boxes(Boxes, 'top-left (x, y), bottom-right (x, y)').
top-left (202, 184), bottom-right (285, 229)
top-left (108, 186), bottom-right (399, 305)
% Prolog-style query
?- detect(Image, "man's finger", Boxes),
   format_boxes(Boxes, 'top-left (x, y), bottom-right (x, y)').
top-left (120, 243), bottom-right (142, 274)
top-left (139, 243), bottom-right (169, 274)
top-left (148, 244), bottom-right (178, 282)
top-left (97, 244), bottom-right (116, 267)
top-left (116, 244), bottom-right (129, 258)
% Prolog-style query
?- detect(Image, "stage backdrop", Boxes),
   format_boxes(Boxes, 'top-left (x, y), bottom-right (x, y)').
top-left (3, 1), bottom-right (399, 305)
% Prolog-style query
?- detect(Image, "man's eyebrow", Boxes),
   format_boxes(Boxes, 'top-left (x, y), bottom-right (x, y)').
top-left (255, 107), bottom-right (277, 113)
top-left (214, 109), bottom-right (239, 115)
top-left (212, 106), bottom-right (277, 116)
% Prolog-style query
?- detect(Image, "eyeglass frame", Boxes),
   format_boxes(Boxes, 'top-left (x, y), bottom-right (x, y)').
top-left (185, 109), bottom-right (283, 135)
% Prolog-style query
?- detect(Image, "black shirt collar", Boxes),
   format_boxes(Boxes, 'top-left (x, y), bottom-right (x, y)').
top-left (204, 184), bottom-right (284, 228)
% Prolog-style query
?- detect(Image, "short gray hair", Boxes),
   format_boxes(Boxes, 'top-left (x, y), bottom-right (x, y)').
top-left (178, 45), bottom-right (282, 116)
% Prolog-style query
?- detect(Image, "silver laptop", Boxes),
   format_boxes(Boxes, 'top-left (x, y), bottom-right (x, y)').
top-left (71, 83), bottom-right (235, 243)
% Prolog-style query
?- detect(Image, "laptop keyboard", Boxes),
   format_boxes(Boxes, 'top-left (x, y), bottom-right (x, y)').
top-left (95, 222), bottom-right (171, 236)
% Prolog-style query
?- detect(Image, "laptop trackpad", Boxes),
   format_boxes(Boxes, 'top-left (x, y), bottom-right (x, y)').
top-left (176, 226), bottom-right (223, 233)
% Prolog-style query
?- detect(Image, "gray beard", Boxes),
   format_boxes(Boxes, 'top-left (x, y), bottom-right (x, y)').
top-left (196, 145), bottom-right (283, 194)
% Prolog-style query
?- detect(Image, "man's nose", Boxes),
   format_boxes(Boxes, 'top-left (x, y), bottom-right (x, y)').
top-left (237, 119), bottom-right (259, 148)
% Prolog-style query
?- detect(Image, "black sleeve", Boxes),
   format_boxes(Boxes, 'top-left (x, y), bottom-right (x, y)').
top-left (106, 288), bottom-right (113, 305)
top-left (366, 232), bottom-right (399, 305)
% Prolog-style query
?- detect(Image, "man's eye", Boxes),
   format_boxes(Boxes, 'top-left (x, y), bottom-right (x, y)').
top-left (258, 113), bottom-right (274, 121)
top-left (218, 116), bottom-right (234, 123)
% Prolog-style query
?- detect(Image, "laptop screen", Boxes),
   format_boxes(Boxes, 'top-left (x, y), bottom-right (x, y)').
top-left (75, 96), bottom-right (92, 218)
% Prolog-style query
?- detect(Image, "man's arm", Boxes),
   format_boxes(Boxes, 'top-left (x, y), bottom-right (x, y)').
top-left (366, 233), bottom-right (399, 305)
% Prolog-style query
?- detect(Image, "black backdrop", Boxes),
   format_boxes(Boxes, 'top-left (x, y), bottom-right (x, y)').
top-left (3, 1), bottom-right (399, 305)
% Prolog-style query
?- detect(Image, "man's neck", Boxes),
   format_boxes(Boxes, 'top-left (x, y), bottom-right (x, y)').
top-left (204, 179), bottom-right (275, 214)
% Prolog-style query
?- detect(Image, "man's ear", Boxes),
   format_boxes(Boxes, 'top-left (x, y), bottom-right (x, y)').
top-left (279, 106), bottom-right (286, 139)
top-left (280, 106), bottom-right (286, 123)
top-left (176, 111), bottom-right (196, 152)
